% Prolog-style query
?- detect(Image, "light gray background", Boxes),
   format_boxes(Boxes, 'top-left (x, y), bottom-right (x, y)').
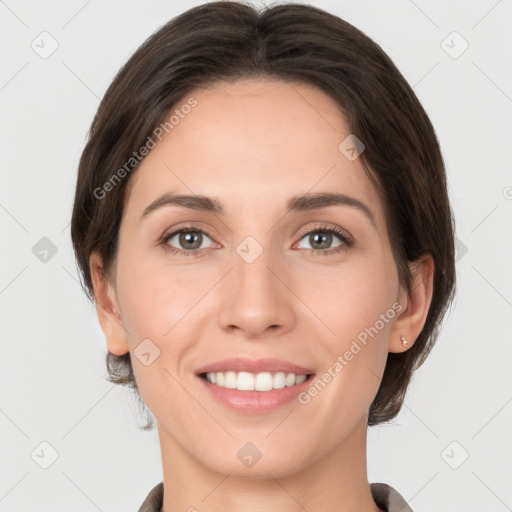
top-left (1, 0), bottom-right (511, 510)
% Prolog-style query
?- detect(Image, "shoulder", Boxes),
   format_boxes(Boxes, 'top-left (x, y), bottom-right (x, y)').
top-left (137, 481), bottom-right (163, 512)
top-left (370, 482), bottom-right (414, 512)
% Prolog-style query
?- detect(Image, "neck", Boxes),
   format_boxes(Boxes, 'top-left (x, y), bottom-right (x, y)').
top-left (157, 414), bottom-right (383, 512)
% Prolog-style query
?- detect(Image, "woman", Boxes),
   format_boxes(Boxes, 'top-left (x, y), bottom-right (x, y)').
top-left (70, 2), bottom-right (456, 511)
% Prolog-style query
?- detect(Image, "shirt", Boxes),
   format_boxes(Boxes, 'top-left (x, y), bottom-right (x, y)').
top-left (137, 481), bottom-right (413, 512)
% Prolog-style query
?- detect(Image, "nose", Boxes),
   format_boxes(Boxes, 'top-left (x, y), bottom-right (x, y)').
top-left (217, 242), bottom-right (296, 339)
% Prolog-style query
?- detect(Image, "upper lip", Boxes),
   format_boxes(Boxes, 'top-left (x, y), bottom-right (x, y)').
top-left (195, 357), bottom-right (315, 376)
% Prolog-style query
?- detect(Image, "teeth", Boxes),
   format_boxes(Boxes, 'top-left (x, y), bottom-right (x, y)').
top-left (295, 374), bottom-right (307, 385)
top-left (224, 371), bottom-right (237, 389)
top-left (204, 371), bottom-right (308, 391)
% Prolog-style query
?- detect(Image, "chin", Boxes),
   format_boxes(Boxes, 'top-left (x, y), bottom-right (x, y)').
top-left (195, 443), bottom-right (313, 480)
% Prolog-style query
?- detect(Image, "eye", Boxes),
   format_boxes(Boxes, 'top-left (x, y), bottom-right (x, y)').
top-left (160, 223), bottom-right (353, 257)
top-left (295, 225), bottom-right (353, 255)
top-left (162, 227), bottom-right (214, 255)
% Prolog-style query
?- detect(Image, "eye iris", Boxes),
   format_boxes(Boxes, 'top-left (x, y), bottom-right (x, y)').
top-left (310, 231), bottom-right (332, 249)
top-left (180, 231), bottom-right (202, 249)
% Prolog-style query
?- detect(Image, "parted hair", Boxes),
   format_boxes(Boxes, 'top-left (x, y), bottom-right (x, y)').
top-left (71, 1), bottom-right (456, 430)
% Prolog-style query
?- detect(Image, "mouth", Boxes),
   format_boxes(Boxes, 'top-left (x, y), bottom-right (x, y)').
top-left (194, 357), bottom-right (316, 413)
top-left (198, 371), bottom-right (314, 391)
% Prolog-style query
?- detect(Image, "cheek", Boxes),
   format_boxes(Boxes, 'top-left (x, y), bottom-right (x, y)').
top-left (311, 259), bottom-right (396, 346)
top-left (307, 258), bottom-right (396, 406)
top-left (114, 253), bottom-right (201, 414)
top-left (114, 250), bottom-right (215, 402)
top-left (115, 246), bottom-right (199, 337)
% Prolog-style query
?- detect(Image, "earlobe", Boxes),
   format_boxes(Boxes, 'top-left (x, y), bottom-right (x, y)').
top-left (89, 251), bottom-right (129, 356)
top-left (389, 254), bottom-right (435, 353)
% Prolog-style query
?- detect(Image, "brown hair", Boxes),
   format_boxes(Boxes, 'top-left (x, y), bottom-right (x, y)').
top-left (71, 0), bottom-right (456, 429)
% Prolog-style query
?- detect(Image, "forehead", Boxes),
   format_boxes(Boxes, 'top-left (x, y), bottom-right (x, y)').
top-left (123, 78), bottom-right (386, 232)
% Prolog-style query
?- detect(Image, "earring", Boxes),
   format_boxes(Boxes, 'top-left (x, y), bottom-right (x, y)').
top-left (400, 335), bottom-right (408, 347)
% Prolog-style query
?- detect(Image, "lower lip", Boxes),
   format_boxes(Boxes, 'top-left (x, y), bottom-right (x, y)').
top-left (196, 374), bottom-right (314, 414)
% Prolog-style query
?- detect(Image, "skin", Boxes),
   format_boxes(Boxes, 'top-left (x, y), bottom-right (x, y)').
top-left (90, 78), bottom-right (434, 512)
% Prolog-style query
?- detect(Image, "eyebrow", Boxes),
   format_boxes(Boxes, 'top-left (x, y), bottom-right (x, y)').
top-left (140, 191), bottom-right (376, 228)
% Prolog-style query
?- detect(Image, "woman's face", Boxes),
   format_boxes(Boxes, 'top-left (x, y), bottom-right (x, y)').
top-left (97, 78), bottom-right (411, 477)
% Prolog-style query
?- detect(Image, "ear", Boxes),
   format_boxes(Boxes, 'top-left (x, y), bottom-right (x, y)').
top-left (389, 254), bottom-right (435, 353)
top-left (89, 251), bottom-right (129, 356)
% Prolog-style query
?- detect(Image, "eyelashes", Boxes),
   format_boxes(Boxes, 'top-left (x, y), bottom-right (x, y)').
top-left (160, 223), bottom-right (354, 257)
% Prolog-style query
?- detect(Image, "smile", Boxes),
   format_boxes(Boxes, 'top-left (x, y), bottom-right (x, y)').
top-left (195, 357), bottom-right (315, 413)
top-left (201, 371), bottom-right (309, 391)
